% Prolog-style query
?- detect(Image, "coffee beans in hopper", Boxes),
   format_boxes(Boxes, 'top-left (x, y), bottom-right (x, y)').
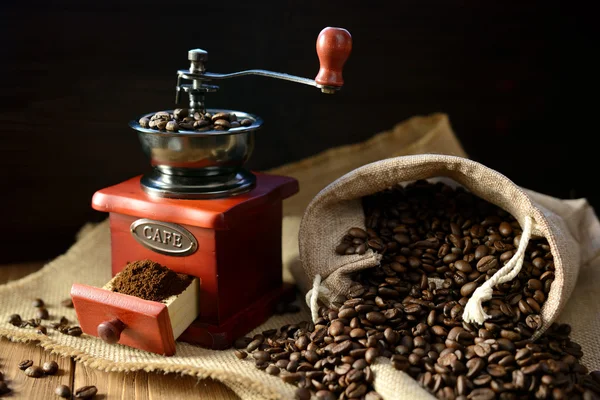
top-left (139, 109), bottom-right (252, 133)
top-left (234, 180), bottom-right (600, 400)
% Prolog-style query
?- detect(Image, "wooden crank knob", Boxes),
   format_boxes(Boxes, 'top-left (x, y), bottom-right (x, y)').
top-left (315, 27), bottom-right (352, 89)
top-left (97, 318), bottom-right (125, 344)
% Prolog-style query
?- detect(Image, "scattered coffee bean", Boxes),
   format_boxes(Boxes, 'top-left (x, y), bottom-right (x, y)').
top-left (469, 388), bottom-right (495, 400)
top-left (36, 325), bottom-right (47, 335)
top-left (252, 351), bottom-right (270, 363)
top-left (24, 366), bottom-right (44, 378)
top-left (455, 260), bottom-right (473, 273)
top-left (55, 384), bottom-right (71, 398)
top-left (266, 365), bottom-right (280, 375)
top-left (8, 314), bottom-right (21, 326)
top-left (67, 326), bottom-right (83, 337)
top-left (349, 227), bottom-right (368, 239)
top-left (499, 221), bottom-right (513, 236)
top-left (19, 360), bottom-right (33, 370)
top-left (57, 325), bottom-right (69, 334)
top-left (526, 314), bottom-right (542, 330)
top-left (476, 255), bottom-right (498, 273)
top-left (32, 298), bottom-right (45, 307)
top-left (316, 390), bottom-right (337, 400)
top-left (255, 361), bottom-right (269, 370)
top-left (36, 308), bottom-right (49, 320)
top-left (332, 340), bottom-right (353, 356)
top-left (234, 350), bottom-right (247, 359)
top-left (74, 385), bottom-right (98, 399)
top-left (460, 281), bottom-right (478, 297)
top-left (246, 339), bottom-right (262, 352)
top-left (43, 361), bottom-right (59, 375)
top-left (281, 372), bottom-right (304, 384)
top-left (26, 318), bottom-right (41, 327)
top-left (295, 387), bottom-right (311, 400)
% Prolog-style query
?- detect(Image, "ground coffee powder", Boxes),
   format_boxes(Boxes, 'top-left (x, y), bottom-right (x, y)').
top-left (111, 260), bottom-right (193, 302)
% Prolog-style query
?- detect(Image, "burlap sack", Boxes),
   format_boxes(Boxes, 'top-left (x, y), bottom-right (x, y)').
top-left (299, 155), bottom-right (599, 336)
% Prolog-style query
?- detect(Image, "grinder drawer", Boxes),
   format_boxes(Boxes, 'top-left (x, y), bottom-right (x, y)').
top-left (71, 275), bottom-right (199, 356)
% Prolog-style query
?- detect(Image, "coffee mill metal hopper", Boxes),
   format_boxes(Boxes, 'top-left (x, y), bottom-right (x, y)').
top-left (131, 27), bottom-right (352, 199)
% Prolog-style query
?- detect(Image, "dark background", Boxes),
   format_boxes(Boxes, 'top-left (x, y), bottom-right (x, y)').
top-left (0, 1), bottom-right (596, 263)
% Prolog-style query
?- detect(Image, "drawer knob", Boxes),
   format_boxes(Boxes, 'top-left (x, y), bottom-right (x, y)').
top-left (97, 319), bottom-right (125, 344)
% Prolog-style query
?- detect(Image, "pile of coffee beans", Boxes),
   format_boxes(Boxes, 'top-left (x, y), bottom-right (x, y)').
top-left (7, 297), bottom-right (83, 337)
top-left (19, 359), bottom-right (59, 378)
top-left (234, 180), bottom-right (600, 400)
top-left (139, 109), bottom-right (253, 132)
top-left (55, 384), bottom-right (98, 399)
top-left (1, 359), bottom-right (96, 398)
top-left (32, 298), bottom-right (50, 320)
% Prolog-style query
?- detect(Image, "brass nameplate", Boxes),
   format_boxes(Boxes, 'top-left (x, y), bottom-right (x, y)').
top-left (130, 219), bottom-right (198, 256)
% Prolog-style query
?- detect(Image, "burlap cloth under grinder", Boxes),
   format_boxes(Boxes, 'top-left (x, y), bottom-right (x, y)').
top-left (1, 113), bottom-right (599, 399)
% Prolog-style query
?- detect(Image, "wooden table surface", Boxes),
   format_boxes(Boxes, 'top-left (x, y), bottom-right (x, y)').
top-left (0, 262), bottom-right (240, 400)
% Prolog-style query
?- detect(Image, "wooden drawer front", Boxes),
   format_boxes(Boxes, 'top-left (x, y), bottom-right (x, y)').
top-left (71, 284), bottom-right (176, 356)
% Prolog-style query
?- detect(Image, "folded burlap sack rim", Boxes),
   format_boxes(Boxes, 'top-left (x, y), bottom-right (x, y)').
top-left (299, 154), bottom-right (580, 336)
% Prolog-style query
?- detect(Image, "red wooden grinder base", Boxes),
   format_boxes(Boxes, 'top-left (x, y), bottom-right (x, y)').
top-left (84, 172), bottom-right (298, 351)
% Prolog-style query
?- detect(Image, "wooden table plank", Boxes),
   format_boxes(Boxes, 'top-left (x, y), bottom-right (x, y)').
top-left (0, 261), bottom-right (49, 283)
top-left (73, 364), bottom-right (238, 399)
top-left (0, 337), bottom-right (73, 399)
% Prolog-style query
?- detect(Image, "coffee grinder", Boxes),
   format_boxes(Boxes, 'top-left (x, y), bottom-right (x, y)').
top-left (70, 27), bottom-right (352, 355)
